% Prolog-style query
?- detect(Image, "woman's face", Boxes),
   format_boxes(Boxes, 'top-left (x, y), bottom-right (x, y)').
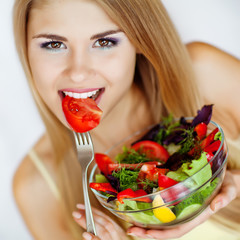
top-left (27, 0), bottom-right (137, 128)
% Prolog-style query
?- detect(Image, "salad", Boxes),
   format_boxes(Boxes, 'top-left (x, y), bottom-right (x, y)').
top-left (90, 105), bottom-right (226, 225)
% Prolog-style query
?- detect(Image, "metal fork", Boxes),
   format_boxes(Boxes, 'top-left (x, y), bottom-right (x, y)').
top-left (73, 131), bottom-right (97, 235)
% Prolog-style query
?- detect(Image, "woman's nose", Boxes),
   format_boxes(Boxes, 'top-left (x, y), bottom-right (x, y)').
top-left (65, 48), bottom-right (95, 83)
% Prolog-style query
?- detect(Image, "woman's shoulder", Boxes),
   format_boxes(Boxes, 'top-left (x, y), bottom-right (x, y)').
top-left (186, 41), bottom-right (240, 137)
top-left (186, 41), bottom-right (240, 84)
top-left (12, 133), bottom-right (56, 215)
top-left (12, 134), bottom-right (72, 237)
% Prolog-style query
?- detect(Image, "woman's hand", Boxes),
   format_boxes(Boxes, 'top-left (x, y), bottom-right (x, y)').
top-left (73, 204), bottom-right (129, 240)
top-left (82, 232), bottom-right (101, 240)
top-left (127, 171), bottom-right (237, 239)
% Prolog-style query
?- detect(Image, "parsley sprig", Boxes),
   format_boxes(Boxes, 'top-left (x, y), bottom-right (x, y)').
top-left (112, 168), bottom-right (139, 191)
top-left (115, 146), bottom-right (152, 164)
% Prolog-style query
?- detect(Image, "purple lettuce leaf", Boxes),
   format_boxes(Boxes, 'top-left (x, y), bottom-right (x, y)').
top-left (106, 174), bottom-right (120, 192)
top-left (191, 104), bottom-right (213, 127)
top-left (107, 196), bottom-right (117, 202)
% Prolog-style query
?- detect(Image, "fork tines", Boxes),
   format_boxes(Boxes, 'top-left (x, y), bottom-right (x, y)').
top-left (73, 131), bottom-right (92, 145)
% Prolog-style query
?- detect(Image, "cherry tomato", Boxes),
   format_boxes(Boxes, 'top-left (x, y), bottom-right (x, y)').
top-left (94, 153), bottom-right (114, 176)
top-left (131, 140), bottom-right (170, 162)
top-left (62, 96), bottom-right (102, 132)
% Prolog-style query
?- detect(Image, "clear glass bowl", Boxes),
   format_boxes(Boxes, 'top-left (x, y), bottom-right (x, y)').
top-left (89, 119), bottom-right (228, 229)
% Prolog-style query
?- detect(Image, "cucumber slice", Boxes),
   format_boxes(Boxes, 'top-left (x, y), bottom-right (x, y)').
top-left (95, 174), bottom-right (108, 183)
top-left (173, 193), bottom-right (203, 218)
top-left (175, 203), bottom-right (201, 219)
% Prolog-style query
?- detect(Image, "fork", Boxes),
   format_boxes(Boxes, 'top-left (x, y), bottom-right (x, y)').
top-left (73, 131), bottom-right (97, 236)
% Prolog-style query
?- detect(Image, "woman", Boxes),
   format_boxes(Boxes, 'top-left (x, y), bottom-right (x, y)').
top-left (12, 0), bottom-right (239, 239)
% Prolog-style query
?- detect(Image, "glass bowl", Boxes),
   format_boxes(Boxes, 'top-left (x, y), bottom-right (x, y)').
top-left (89, 119), bottom-right (228, 229)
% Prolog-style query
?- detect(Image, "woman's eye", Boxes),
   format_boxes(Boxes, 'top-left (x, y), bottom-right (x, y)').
top-left (41, 41), bottom-right (66, 50)
top-left (93, 38), bottom-right (118, 49)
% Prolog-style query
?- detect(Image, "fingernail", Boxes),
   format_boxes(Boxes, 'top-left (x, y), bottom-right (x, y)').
top-left (146, 235), bottom-right (153, 238)
top-left (76, 203), bottom-right (84, 209)
top-left (127, 232), bottom-right (136, 236)
top-left (214, 201), bottom-right (222, 211)
top-left (82, 232), bottom-right (93, 240)
top-left (72, 211), bottom-right (82, 219)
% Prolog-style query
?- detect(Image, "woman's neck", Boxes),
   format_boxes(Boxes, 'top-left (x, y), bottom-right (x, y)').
top-left (91, 84), bottom-right (154, 152)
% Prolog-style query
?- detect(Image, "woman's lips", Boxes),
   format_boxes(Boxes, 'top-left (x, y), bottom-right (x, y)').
top-left (58, 88), bottom-right (105, 105)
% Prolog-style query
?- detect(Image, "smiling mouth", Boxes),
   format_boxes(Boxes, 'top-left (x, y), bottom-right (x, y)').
top-left (60, 88), bottom-right (104, 103)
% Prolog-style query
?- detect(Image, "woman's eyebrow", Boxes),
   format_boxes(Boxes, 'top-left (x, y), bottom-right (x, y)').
top-left (32, 34), bottom-right (67, 41)
top-left (90, 29), bottom-right (122, 40)
top-left (32, 30), bottom-right (122, 41)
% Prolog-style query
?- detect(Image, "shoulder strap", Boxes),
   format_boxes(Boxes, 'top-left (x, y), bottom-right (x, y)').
top-left (28, 149), bottom-right (61, 200)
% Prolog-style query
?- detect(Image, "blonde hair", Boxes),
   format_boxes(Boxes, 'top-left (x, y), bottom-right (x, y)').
top-left (13, 0), bottom-right (202, 238)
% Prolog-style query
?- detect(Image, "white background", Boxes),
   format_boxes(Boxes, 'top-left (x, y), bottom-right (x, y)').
top-left (0, 0), bottom-right (240, 239)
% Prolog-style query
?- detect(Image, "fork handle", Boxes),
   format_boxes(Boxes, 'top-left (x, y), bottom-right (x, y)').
top-left (82, 171), bottom-right (97, 235)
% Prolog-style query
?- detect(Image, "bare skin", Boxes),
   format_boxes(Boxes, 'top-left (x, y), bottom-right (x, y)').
top-left (13, 42), bottom-right (240, 239)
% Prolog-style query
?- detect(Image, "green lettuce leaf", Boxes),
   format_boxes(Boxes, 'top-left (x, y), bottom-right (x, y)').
top-left (166, 152), bottom-right (212, 188)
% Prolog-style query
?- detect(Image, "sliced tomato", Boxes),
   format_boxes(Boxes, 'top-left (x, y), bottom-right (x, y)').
top-left (131, 140), bottom-right (170, 162)
top-left (158, 174), bottom-right (179, 188)
top-left (94, 153), bottom-right (114, 176)
top-left (62, 96), bottom-right (102, 132)
top-left (138, 164), bottom-right (168, 182)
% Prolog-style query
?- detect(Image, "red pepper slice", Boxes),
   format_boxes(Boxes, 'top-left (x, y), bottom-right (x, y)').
top-left (200, 128), bottom-right (219, 149)
top-left (89, 182), bottom-right (117, 194)
top-left (134, 189), bottom-right (151, 203)
top-left (189, 127), bottom-right (219, 156)
top-left (117, 188), bottom-right (151, 204)
top-left (94, 153), bottom-right (114, 176)
top-left (108, 161), bottom-right (161, 173)
top-left (158, 174), bottom-right (179, 189)
top-left (204, 140), bottom-right (221, 153)
top-left (194, 122), bottom-right (207, 140)
top-left (117, 188), bottom-right (136, 204)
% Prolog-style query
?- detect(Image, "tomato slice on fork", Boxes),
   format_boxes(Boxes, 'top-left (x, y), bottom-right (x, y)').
top-left (62, 96), bottom-right (102, 132)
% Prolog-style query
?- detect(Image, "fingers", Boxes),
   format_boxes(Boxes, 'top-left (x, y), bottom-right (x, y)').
top-left (210, 171), bottom-right (237, 211)
top-left (76, 204), bottom-right (127, 237)
top-left (82, 232), bottom-right (101, 240)
top-left (73, 204), bottom-right (128, 240)
top-left (73, 210), bottom-right (112, 240)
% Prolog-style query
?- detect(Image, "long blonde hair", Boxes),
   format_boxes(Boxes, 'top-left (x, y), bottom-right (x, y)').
top-left (13, 0), bottom-right (202, 238)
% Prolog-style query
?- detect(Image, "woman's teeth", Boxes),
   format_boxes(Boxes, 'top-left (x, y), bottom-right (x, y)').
top-left (63, 90), bottom-right (99, 99)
